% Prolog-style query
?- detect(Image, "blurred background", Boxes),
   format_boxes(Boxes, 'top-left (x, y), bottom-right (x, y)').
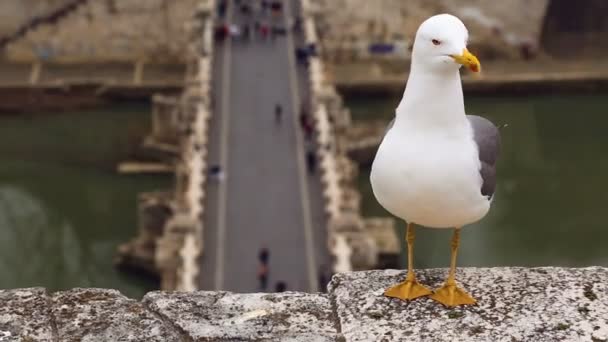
top-left (0, 0), bottom-right (606, 298)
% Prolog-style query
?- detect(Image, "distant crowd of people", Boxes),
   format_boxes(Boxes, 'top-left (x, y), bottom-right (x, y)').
top-left (214, 0), bottom-right (296, 43)
top-left (213, 0), bottom-right (316, 65)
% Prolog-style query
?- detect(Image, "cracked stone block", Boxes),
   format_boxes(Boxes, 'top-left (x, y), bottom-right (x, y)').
top-left (51, 288), bottom-right (181, 342)
top-left (329, 267), bottom-right (608, 342)
top-left (0, 288), bottom-right (54, 341)
top-left (144, 291), bottom-right (341, 341)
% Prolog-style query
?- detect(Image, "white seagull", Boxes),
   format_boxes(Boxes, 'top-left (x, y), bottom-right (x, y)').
top-left (370, 14), bottom-right (500, 307)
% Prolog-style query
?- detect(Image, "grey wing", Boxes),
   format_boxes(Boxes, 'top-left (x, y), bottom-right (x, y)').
top-left (467, 115), bottom-right (501, 199)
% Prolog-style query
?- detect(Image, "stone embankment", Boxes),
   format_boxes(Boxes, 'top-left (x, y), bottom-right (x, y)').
top-left (308, 0), bottom-right (548, 63)
top-left (2, 0), bottom-right (198, 63)
top-left (302, 0), bottom-right (399, 273)
top-left (115, 0), bottom-right (215, 291)
top-left (0, 0), bottom-right (87, 49)
top-left (2, 267), bottom-right (607, 341)
top-left (307, 0), bottom-right (608, 95)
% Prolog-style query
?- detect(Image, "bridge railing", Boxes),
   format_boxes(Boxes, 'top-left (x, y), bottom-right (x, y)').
top-left (155, 0), bottom-right (215, 291)
top-left (301, 3), bottom-right (382, 273)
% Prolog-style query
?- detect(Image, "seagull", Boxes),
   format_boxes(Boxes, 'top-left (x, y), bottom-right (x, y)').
top-left (370, 14), bottom-right (500, 307)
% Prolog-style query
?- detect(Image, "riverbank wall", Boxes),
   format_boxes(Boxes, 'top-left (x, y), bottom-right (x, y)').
top-left (1, 0), bottom-right (198, 63)
top-left (0, 61), bottom-right (184, 113)
top-left (334, 61), bottom-right (608, 98)
top-left (0, 0), bottom-right (197, 113)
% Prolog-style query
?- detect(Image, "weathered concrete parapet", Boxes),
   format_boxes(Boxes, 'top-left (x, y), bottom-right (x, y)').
top-left (0, 288), bottom-right (54, 341)
top-left (0, 288), bottom-right (182, 341)
top-left (144, 291), bottom-right (341, 341)
top-left (2, 268), bottom-right (607, 341)
top-left (0, 289), bottom-right (340, 341)
top-left (331, 267), bottom-right (608, 342)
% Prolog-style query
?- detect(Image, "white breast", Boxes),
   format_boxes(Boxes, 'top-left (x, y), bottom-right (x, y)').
top-left (370, 127), bottom-right (490, 228)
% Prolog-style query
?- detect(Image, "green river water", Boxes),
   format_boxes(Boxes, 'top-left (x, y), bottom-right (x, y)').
top-left (347, 93), bottom-right (608, 269)
top-left (0, 104), bottom-right (171, 298)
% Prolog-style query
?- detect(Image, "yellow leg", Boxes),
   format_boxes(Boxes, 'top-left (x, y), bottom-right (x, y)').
top-left (384, 223), bottom-right (432, 300)
top-left (429, 228), bottom-right (476, 307)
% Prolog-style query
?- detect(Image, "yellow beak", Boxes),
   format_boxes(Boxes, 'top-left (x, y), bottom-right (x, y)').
top-left (451, 48), bottom-right (481, 72)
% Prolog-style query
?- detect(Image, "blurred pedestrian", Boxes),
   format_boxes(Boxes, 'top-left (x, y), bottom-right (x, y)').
top-left (294, 16), bottom-right (302, 33)
top-left (217, 0), bottom-right (227, 18)
top-left (240, 3), bottom-right (250, 15)
top-left (209, 164), bottom-right (224, 181)
top-left (299, 109), bottom-right (314, 140)
top-left (242, 24), bottom-right (251, 41)
top-left (261, 0), bottom-right (269, 14)
top-left (274, 103), bottom-right (283, 124)
top-left (271, 24), bottom-right (286, 39)
top-left (214, 24), bottom-right (229, 42)
top-left (275, 281), bottom-right (287, 292)
top-left (229, 24), bottom-right (241, 38)
top-left (318, 265), bottom-right (331, 292)
top-left (299, 111), bottom-right (307, 129)
top-left (260, 23), bottom-right (270, 40)
top-left (304, 122), bottom-right (313, 141)
top-left (258, 262), bottom-right (269, 291)
top-left (258, 247), bottom-right (269, 264)
top-left (306, 148), bottom-right (316, 174)
top-left (270, 1), bottom-right (282, 16)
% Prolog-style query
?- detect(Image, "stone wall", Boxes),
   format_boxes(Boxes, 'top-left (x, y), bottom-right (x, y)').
top-left (310, 0), bottom-right (549, 62)
top-left (0, 0), bottom-right (74, 36)
top-left (2, 267), bottom-right (607, 341)
top-left (2, 0), bottom-right (199, 63)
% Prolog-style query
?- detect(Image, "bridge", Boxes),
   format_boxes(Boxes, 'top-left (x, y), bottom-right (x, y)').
top-left (199, 0), bottom-right (330, 292)
top-left (117, 0), bottom-right (394, 292)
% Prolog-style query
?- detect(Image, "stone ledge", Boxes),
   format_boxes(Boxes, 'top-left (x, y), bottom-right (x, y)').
top-left (331, 267), bottom-right (608, 342)
top-left (0, 288), bottom-right (54, 341)
top-left (1, 267), bottom-right (607, 341)
top-left (144, 291), bottom-right (340, 341)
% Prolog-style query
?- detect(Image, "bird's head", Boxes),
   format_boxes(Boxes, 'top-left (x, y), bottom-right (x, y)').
top-left (412, 14), bottom-right (481, 74)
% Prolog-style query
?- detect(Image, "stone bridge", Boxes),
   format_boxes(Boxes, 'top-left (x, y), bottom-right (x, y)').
top-left (120, 0), bottom-right (400, 292)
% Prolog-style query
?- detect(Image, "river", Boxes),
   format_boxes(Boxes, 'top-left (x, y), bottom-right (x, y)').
top-left (347, 93), bottom-right (608, 269)
top-left (0, 104), bottom-right (170, 298)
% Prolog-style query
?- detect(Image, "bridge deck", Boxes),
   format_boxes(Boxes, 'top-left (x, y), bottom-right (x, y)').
top-left (199, 0), bottom-right (329, 293)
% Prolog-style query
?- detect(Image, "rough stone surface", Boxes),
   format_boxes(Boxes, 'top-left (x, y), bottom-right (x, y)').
top-left (144, 291), bottom-right (340, 341)
top-left (330, 267), bottom-right (608, 342)
top-left (3, 0), bottom-right (200, 62)
top-left (2, 268), bottom-right (608, 341)
top-left (51, 288), bottom-right (181, 342)
top-left (0, 288), bottom-right (54, 341)
top-left (312, 0), bottom-right (548, 61)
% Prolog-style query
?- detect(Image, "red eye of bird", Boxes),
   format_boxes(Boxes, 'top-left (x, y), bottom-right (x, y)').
top-left (432, 39), bottom-right (441, 46)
